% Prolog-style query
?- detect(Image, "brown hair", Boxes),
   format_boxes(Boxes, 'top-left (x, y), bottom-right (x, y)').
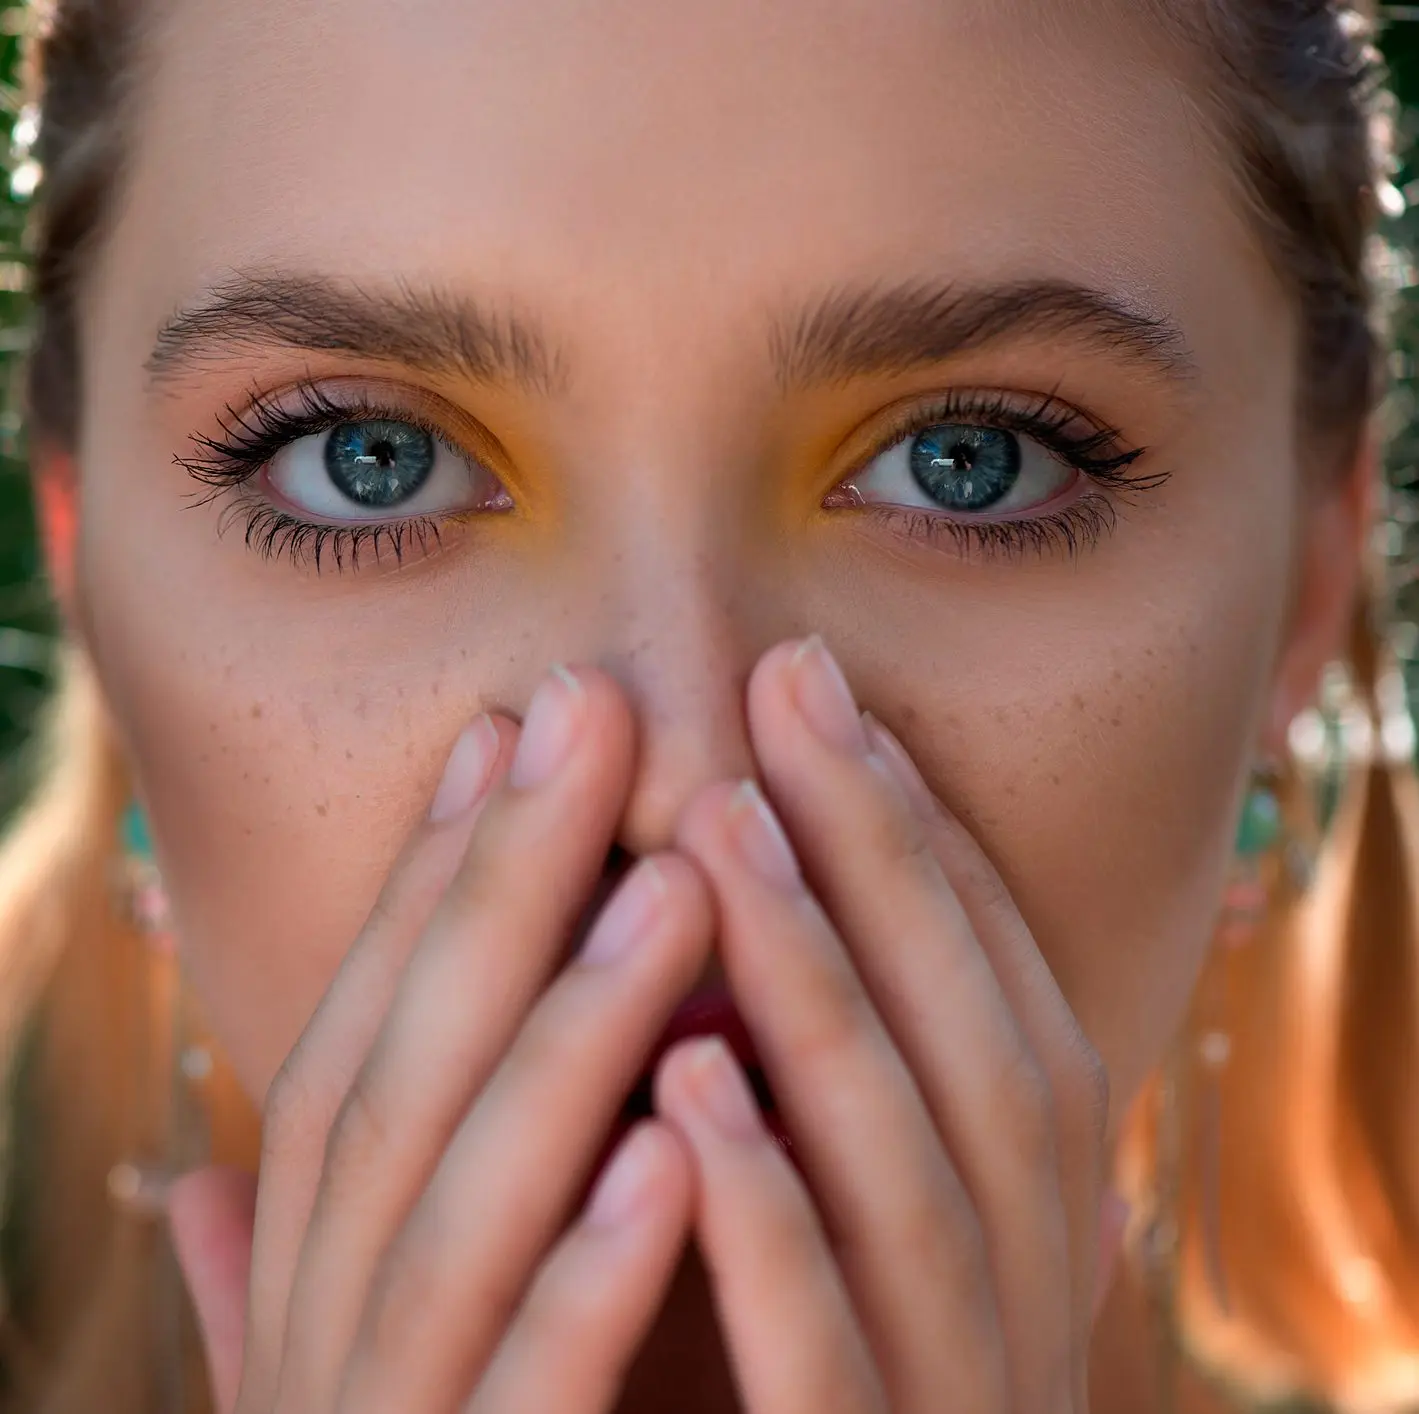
top-left (0, 0), bottom-right (1412, 1411)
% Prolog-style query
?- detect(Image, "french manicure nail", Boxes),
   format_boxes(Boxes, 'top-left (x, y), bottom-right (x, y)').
top-left (728, 781), bottom-right (802, 893)
top-left (686, 1037), bottom-right (763, 1141)
top-left (580, 859), bottom-right (667, 965)
top-left (510, 665), bottom-right (585, 790)
top-left (790, 636), bottom-right (869, 756)
top-left (863, 713), bottom-right (937, 819)
top-left (429, 714), bottom-right (500, 822)
top-left (585, 1124), bottom-right (658, 1227)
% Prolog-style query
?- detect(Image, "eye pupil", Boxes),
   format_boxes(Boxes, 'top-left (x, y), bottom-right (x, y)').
top-left (325, 420), bottom-right (435, 507)
top-left (910, 425), bottom-right (1020, 512)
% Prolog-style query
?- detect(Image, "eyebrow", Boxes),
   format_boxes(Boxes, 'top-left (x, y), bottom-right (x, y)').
top-left (148, 270), bottom-right (1194, 401)
top-left (769, 278), bottom-right (1197, 391)
top-left (147, 271), bottom-right (566, 395)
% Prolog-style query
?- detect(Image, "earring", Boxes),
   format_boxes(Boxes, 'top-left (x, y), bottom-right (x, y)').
top-left (118, 799), bottom-right (174, 946)
top-left (107, 802), bottom-right (213, 1218)
top-left (1216, 765), bottom-right (1314, 950)
top-left (1215, 774), bottom-right (1280, 948)
top-left (1179, 760), bottom-right (1317, 1322)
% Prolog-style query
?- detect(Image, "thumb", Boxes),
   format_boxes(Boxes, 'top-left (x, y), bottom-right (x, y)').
top-left (168, 1166), bottom-right (257, 1414)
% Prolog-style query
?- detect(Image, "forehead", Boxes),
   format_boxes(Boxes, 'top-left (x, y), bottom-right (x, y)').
top-left (102, 0), bottom-right (1277, 385)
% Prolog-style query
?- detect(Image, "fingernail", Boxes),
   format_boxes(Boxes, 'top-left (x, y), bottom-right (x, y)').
top-left (863, 713), bottom-right (937, 819)
top-left (586, 1123), bottom-right (660, 1227)
top-left (580, 859), bottom-right (667, 965)
top-left (790, 636), bottom-right (869, 756)
top-left (510, 665), bottom-right (585, 790)
top-left (728, 782), bottom-right (802, 893)
top-left (685, 1037), bottom-right (763, 1141)
top-left (429, 715), bottom-right (501, 823)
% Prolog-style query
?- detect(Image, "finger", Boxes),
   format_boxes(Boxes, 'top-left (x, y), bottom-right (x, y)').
top-left (863, 712), bottom-right (1109, 1356)
top-left (168, 1167), bottom-right (258, 1414)
top-left (676, 782), bottom-right (1006, 1414)
top-left (338, 854), bottom-right (713, 1413)
top-left (466, 1123), bottom-right (692, 1414)
top-left (746, 637), bottom-right (1088, 1403)
top-left (277, 667), bottom-right (639, 1407)
top-left (655, 1038), bottom-right (887, 1414)
top-left (242, 712), bottom-right (519, 1394)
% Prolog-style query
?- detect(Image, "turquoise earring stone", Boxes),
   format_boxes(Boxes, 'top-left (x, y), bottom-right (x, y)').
top-left (1235, 783), bottom-right (1282, 859)
top-left (121, 801), bottom-right (155, 863)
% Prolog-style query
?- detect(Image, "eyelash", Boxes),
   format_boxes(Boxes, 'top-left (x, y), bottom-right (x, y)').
top-left (175, 383), bottom-right (468, 573)
top-left (846, 388), bottom-right (1168, 562)
top-left (176, 382), bottom-right (1165, 573)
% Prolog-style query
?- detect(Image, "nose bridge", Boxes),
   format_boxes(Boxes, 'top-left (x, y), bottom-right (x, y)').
top-left (581, 506), bottom-right (763, 855)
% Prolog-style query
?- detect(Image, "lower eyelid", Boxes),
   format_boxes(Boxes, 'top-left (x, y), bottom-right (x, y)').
top-left (861, 492), bottom-right (1120, 560)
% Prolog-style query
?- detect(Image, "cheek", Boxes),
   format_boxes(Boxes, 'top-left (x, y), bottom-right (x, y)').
top-left (83, 608), bottom-right (460, 1098)
top-left (817, 504), bottom-right (1296, 1116)
top-left (863, 621), bottom-right (1262, 1116)
top-left (74, 491), bottom-right (518, 1098)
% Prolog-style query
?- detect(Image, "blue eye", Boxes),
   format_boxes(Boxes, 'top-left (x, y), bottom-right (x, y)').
top-left (843, 417), bottom-right (1075, 519)
top-left (909, 426), bottom-right (1021, 512)
top-left (325, 420), bottom-right (435, 508)
top-left (265, 416), bottom-right (509, 524)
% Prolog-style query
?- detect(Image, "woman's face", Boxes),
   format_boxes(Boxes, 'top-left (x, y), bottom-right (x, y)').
top-left (65, 0), bottom-right (1356, 1125)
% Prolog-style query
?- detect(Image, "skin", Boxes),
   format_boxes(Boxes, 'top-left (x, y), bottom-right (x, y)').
top-left (36, 0), bottom-right (1369, 1409)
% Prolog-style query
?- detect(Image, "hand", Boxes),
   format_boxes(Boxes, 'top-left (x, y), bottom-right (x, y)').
top-left (169, 666), bottom-right (714, 1414)
top-left (656, 637), bottom-right (1110, 1414)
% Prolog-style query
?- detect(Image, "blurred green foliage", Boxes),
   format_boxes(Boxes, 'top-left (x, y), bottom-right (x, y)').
top-left (0, 3), bottom-right (1411, 815)
top-left (0, 7), bottom-right (49, 816)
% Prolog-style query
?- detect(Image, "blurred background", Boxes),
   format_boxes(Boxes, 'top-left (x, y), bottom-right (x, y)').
top-left (0, 5), bottom-right (1412, 815)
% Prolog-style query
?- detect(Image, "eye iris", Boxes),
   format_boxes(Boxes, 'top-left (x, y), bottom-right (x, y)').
top-left (324, 420), bottom-right (436, 508)
top-left (909, 425), bottom-right (1021, 512)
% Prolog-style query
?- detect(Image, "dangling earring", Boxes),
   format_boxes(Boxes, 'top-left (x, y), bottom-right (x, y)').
top-left (118, 799), bottom-right (174, 946)
top-left (1184, 760), bottom-right (1316, 1319)
top-left (1216, 764), bottom-right (1313, 949)
top-left (108, 802), bottom-right (222, 1414)
top-left (107, 801), bottom-right (214, 1217)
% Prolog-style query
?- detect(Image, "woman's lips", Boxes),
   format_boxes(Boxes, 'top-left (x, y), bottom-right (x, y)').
top-left (617, 984), bottom-right (794, 1157)
top-left (639, 983), bottom-right (764, 1094)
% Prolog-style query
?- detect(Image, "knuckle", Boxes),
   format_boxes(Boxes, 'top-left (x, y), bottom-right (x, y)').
top-left (322, 1065), bottom-right (395, 1196)
top-left (865, 798), bottom-right (938, 879)
top-left (358, 884), bottom-right (404, 945)
top-left (261, 1054), bottom-right (320, 1165)
top-left (788, 966), bottom-right (877, 1074)
top-left (1001, 1049), bottom-right (1058, 1168)
top-left (962, 852), bottom-right (1016, 926)
top-left (873, 1168), bottom-right (989, 1295)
